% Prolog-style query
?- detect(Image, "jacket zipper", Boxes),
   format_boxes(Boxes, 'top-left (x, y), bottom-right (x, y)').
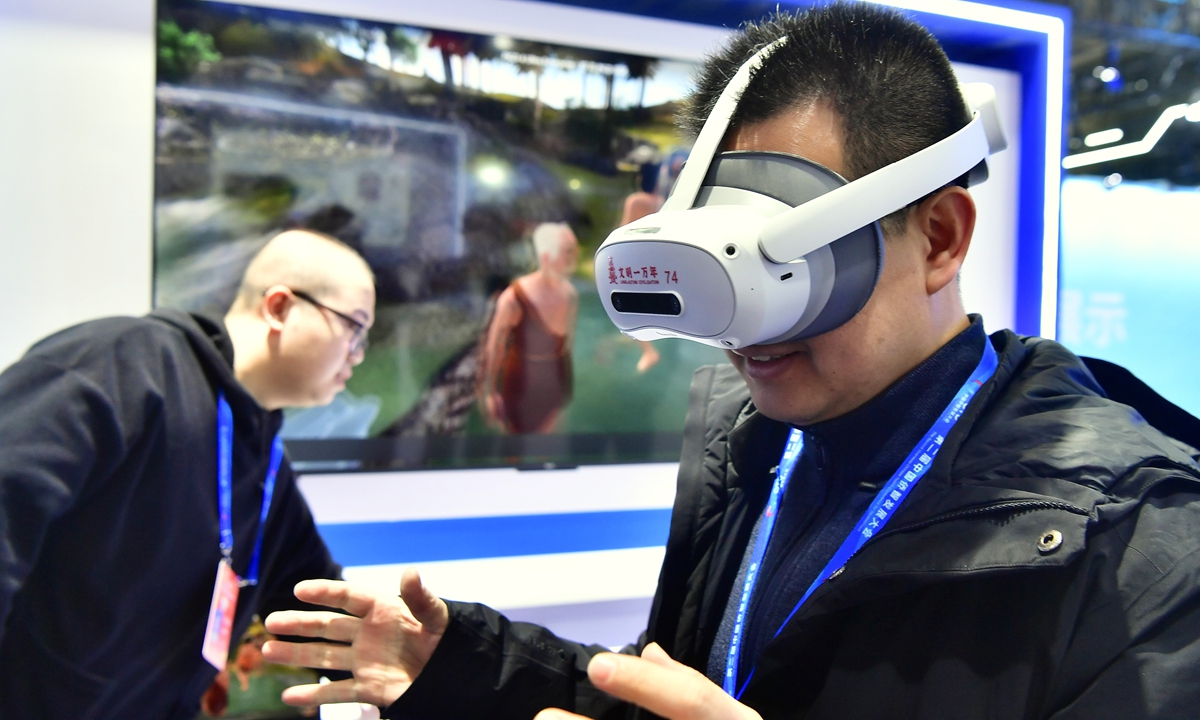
top-left (870, 498), bottom-right (1090, 545)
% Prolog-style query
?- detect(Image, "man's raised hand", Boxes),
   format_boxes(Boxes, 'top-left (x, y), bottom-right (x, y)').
top-left (535, 643), bottom-right (762, 720)
top-left (262, 569), bottom-right (448, 708)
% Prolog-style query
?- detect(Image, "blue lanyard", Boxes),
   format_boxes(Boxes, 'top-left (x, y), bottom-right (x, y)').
top-left (723, 339), bottom-right (999, 698)
top-left (217, 391), bottom-right (284, 587)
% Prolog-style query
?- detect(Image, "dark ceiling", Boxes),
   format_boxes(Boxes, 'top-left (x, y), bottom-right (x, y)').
top-left (1048, 0), bottom-right (1200, 184)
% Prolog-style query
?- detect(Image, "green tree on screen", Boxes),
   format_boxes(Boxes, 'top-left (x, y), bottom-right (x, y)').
top-left (157, 20), bottom-right (222, 83)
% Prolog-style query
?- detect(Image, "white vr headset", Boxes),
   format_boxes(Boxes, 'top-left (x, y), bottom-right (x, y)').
top-left (594, 37), bottom-right (1008, 350)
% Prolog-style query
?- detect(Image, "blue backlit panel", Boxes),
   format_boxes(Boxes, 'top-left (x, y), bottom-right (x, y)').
top-left (1059, 176), bottom-right (1200, 415)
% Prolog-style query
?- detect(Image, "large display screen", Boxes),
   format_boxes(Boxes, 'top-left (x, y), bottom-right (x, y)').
top-left (1059, 176), bottom-right (1200, 417)
top-left (154, 0), bottom-right (726, 472)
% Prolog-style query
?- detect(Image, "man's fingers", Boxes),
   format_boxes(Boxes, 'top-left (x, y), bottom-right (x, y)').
top-left (264, 610), bottom-right (359, 643)
top-left (261, 640), bottom-right (354, 672)
top-left (279, 678), bottom-right (360, 707)
top-left (587, 652), bottom-right (752, 720)
top-left (292, 579), bottom-right (377, 618)
top-left (640, 642), bottom-right (675, 667)
top-left (399, 569), bottom-right (446, 629)
top-left (534, 711), bottom-right (589, 720)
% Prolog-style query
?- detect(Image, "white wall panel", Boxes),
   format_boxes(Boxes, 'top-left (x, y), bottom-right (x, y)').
top-left (0, 0), bottom-right (156, 370)
top-left (299, 462), bottom-right (677, 523)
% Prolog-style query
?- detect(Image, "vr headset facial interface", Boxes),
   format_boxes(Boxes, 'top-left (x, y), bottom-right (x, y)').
top-left (595, 37), bottom-right (1008, 350)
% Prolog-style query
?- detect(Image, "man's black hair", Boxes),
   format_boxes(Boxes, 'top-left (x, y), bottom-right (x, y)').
top-left (680, 3), bottom-right (972, 235)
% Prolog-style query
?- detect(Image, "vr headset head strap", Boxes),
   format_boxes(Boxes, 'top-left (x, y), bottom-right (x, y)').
top-left (662, 37), bottom-right (790, 212)
top-left (759, 83), bottom-right (1007, 263)
top-left (662, 30), bottom-right (1008, 265)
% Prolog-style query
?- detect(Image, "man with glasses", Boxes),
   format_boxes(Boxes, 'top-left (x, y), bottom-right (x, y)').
top-left (0, 229), bottom-right (375, 719)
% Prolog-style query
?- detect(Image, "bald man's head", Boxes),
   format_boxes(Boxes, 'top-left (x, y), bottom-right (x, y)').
top-left (230, 230), bottom-right (374, 314)
top-left (531, 223), bottom-right (579, 280)
top-left (225, 229), bottom-right (377, 410)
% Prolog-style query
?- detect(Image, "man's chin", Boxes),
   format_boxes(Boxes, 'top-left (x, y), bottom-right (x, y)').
top-left (738, 367), bottom-right (829, 426)
top-left (320, 378), bottom-right (349, 404)
top-left (748, 392), bottom-right (824, 427)
top-left (288, 388), bottom-right (342, 410)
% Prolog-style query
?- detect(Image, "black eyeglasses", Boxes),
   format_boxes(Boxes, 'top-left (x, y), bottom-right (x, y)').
top-left (290, 289), bottom-right (370, 354)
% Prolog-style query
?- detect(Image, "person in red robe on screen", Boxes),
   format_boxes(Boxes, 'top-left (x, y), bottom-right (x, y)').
top-left (480, 223), bottom-right (579, 434)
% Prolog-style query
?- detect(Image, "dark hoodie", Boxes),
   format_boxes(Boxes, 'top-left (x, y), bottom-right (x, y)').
top-left (0, 309), bottom-right (340, 719)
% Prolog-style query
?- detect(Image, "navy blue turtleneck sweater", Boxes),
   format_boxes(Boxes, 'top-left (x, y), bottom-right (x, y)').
top-left (707, 316), bottom-right (988, 685)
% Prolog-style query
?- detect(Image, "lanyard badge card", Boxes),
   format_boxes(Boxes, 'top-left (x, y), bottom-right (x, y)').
top-left (202, 391), bottom-right (284, 671)
top-left (201, 558), bottom-right (241, 671)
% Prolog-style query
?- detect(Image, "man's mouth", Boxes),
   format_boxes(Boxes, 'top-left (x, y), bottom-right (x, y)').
top-left (733, 347), bottom-right (805, 379)
top-left (745, 353), bottom-right (796, 366)
top-left (734, 348), bottom-right (800, 362)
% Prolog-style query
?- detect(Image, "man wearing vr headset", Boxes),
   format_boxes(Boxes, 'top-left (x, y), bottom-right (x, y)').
top-left (263, 5), bottom-right (1200, 719)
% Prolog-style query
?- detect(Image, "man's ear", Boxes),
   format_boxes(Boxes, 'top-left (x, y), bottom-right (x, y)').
top-left (260, 286), bottom-right (293, 332)
top-left (915, 186), bottom-right (976, 296)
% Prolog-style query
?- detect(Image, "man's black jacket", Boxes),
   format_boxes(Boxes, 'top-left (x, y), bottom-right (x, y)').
top-left (0, 310), bottom-right (341, 719)
top-left (389, 331), bottom-right (1200, 719)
